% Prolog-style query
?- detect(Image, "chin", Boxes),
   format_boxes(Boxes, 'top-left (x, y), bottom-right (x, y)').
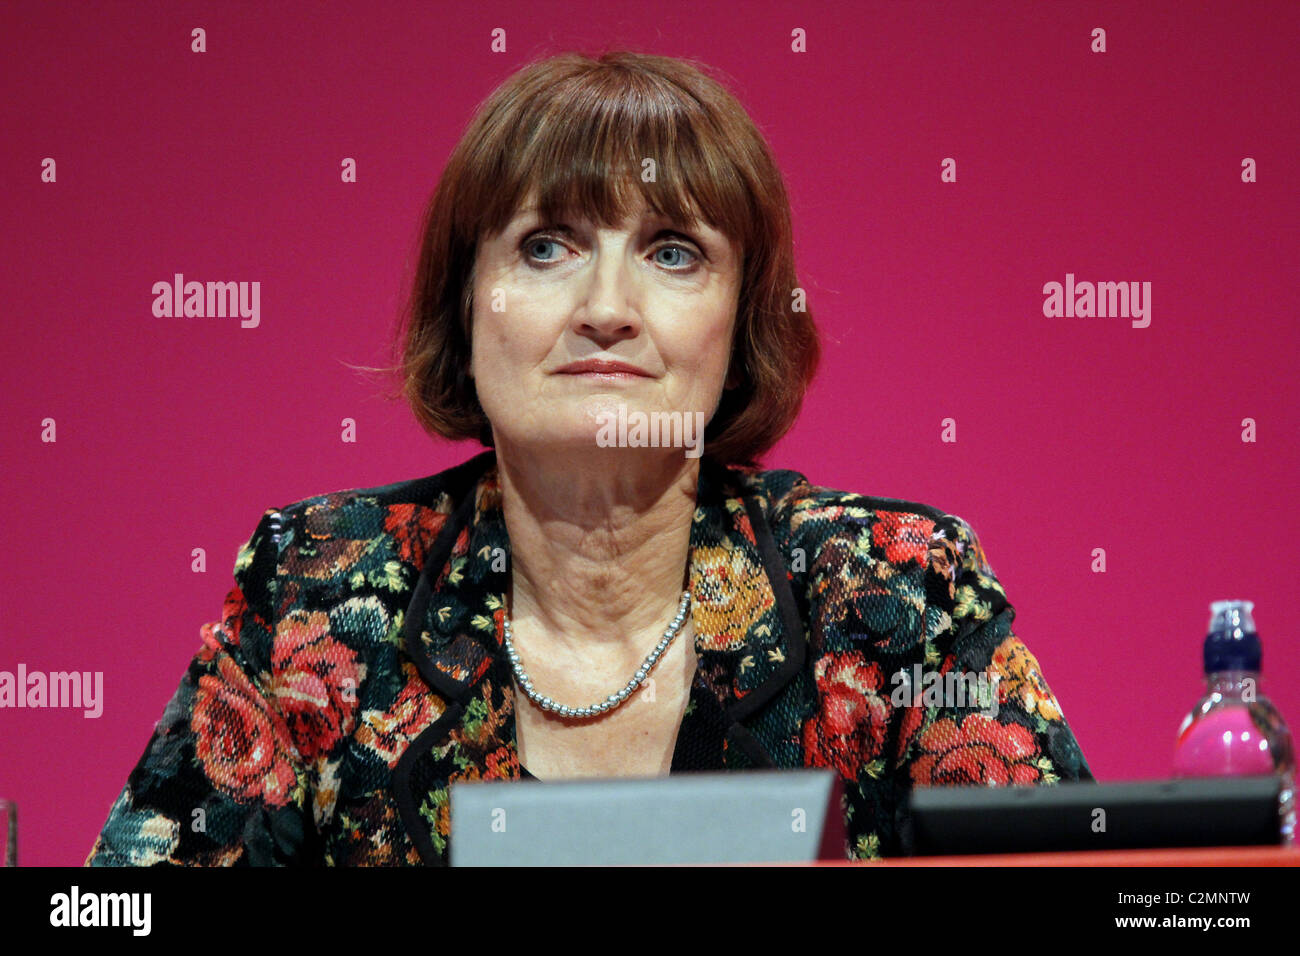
top-left (497, 417), bottom-right (611, 451)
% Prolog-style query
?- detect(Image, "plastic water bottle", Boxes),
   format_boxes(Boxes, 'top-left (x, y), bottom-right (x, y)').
top-left (1172, 600), bottom-right (1295, 845)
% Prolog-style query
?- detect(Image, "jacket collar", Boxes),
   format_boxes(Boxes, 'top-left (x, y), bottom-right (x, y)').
top-left (404, 450), bottom-right (804, 714)
top-left (394, 450), bottom-right (806, 863)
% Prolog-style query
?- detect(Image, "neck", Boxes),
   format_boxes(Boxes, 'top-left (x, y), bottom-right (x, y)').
top-left (493, 438), bottom-right (700, 651)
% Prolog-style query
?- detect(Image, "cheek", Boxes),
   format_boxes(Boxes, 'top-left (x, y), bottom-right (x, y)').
top-left (471, 262), bottom-right (525, 349)
top-left (681, 310), bottom-right (736, 378)
top-left (472, 302), bottom-right (555, 376)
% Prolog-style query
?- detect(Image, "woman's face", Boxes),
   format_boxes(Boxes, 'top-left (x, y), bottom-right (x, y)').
top-left (469, 190), bottom-right (742, 458)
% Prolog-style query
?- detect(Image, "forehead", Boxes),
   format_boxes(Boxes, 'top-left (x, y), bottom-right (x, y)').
top-left (506, 196), bottom-right (704, 229)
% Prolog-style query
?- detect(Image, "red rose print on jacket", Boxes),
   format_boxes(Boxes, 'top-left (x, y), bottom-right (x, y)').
top-left (384, 504), bottom-right (449, 571)
top-left (269, 610), bottom-right (363, 762)
top-left (356, 664), bottom-right (446, 768)
top-left (906, 712), bottom-right (1042, 786)
top-left (803, 652), bottom-right (892, 780)
top-left (196, 585), bottom-right (264, 663)
top-left (192, 654), bottom-right (300, 806)
top-left (872, 512), bottom-right (935, 566)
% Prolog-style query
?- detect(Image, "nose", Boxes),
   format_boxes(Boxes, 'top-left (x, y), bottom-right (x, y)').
top-left (573, 241), bottom-right (641, 347)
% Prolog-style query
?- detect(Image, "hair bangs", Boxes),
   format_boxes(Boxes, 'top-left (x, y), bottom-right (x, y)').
top-left (465, 67), bottom-right (755, 254)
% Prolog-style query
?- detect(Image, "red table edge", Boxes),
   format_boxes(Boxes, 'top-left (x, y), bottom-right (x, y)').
top-left (806, 845), bottom-right (1300, 866)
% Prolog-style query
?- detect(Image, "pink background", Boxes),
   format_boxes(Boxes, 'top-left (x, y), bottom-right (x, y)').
top-left (2, 0), bottom-right (1296, 865)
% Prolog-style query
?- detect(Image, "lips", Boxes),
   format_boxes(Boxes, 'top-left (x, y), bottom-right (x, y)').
top-left (554, 359), bottom-right (651, 376)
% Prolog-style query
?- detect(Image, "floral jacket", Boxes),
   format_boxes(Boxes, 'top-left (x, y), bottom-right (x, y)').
top-left (86, 449), bottom-right (1093, 866)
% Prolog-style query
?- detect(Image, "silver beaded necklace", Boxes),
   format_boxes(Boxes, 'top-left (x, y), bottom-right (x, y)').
top-left (503, 589), bottom-right (693, 719)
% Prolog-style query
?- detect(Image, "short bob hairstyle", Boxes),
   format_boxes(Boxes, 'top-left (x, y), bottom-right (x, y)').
top-left (392, 50), bottom-right (819, 468)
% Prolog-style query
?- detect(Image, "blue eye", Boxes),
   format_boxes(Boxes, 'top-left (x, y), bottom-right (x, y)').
top-left (525, 237), bottom-right (563, 262)
top-left (654, 244), bottom-right (699, 269)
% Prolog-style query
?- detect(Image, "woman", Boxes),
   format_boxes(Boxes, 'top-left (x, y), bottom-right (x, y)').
top-left (86, 50), bottom-right (1092, 866)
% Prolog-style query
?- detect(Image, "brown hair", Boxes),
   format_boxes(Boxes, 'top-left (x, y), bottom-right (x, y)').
top-left (388, 49), bottom-right (819, 468)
